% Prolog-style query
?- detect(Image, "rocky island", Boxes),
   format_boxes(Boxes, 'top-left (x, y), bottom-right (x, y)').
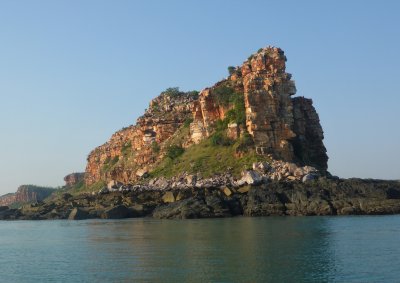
top-left (1, 46), bottom-right (399, 220)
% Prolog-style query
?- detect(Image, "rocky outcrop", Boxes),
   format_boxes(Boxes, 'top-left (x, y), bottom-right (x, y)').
top-left (85, 90), bottom-right (198, 186)
top-left (190, 46), bottom-right (328, 170)
top-left (84, 45), bottom-right (328, 187)
top-left (2, 179), bottom-right (400, 220)
top-left (0, 185), bottom-right (56, 207)
top-left (64, 173), bottom-right (85, 187)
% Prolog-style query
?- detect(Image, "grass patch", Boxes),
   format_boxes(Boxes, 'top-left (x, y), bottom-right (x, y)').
top-left (150, 138), bottom-right (269, 179)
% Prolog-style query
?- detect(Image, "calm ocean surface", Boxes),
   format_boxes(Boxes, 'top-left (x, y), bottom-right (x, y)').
top-left (1, 216), bottom-right (400, 283)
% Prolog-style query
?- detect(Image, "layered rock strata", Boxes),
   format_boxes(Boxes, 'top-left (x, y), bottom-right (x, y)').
top-left (85, 91), bottom-right (197, 185)
top-left (191, 46), bottom-right (327, 169)
top-left (85, 46), bottom-right (328, 187)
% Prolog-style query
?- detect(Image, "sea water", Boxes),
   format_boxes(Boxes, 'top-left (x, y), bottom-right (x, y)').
top-left (1, 216), bottom-right (400, 282)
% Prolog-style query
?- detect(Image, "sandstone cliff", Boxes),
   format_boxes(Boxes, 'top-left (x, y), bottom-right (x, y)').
top-left (64, 173), bottom-right (85, 187)
top-left (84, 46), bottom-right (328, 187)
top-left (0, 185), bottom-right (56, 207)
top-left (191, 47), bottom-right (327, 170)
top-left (85, 89), bottom-right (198, 185)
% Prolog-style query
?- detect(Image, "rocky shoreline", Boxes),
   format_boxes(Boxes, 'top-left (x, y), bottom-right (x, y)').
top-left (1, 178), bottom-right (400, 220)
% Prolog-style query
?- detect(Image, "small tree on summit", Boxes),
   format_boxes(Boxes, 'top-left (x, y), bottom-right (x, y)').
top-left (227, 66), bottom-right (236, 76)
top-left (162, 87), bottom-right (181, 97)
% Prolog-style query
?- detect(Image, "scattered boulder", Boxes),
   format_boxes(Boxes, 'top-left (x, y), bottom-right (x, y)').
top-left (136, 169), bottom-right (149, 178)
top-left (61, 193), bottom-right (73, 201)
top-left (252, 162), bottom-right (271, 173)
top-left (222, 187), bottom-right (232, 196)
top-left (98, 187), bottom-right (109, 195)
top-left (154, 178), bottom-right (169, 189)
top-left (241, 170), bottom-right (263, 185)
top-left (237, 186), bottom-right (251, 194)
top-left (186, 175), bottom-right (197, 186)
top-left (162, 191), bottom-right (175, 203)
top-left (152, 198), bottom-right (213, 219)
top-left (302, 174), bottom-right (318, 183)
top-left (101, 205), bottom-right (131, 219)
top-left (107, 180), bottom-right (122, 190)
top-left (68, 208), bottom-right (90, 220)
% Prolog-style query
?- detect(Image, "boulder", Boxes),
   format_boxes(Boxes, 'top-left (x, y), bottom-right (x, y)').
top-left (61, 193), bottom-right (73, 201)
top-left (302, 174), bottom-right (318, 183)
top-left (154, 178), bottom-right (169, 189)
top-left (186, 175), bottom-right (197, 186)
top-left (303, 166), bottom-right (318, 174)
top-left (136, 169), bottom-right (149, 178)
top-left (222, 187), bottom-right (232, 196)
top-left (162, 191), bottom-right (175, 203)
top-left (152, 198), bottom-right (213, 219)
top-left (101, 205), bottom-right (131, 219)
top-left (294, 168), bottom-right (305, 178)
top-left (107, 180), bottom-right (122, 190)
top-left (287, 163), bottom-right (298, 174)
top-left (234, 179), bottom-right (246, 187)
top-left (252, 162), bottom-right (271, 173)
top-left (68, 207), bottom-right (90, 220)
top-left (98, 187), bottom-right (109, 195)
top-left (237, 186), bottom-right (251, 194)
top-left (241, 170), bottom-right (263, 185)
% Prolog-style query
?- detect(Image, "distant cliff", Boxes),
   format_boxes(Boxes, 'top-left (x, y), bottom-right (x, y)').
top-left (0, 185), bottom-right (56, 207)
top-left (64, 173), bottom-right (85, 187)
top-left (84, 46), bottom-right (328, 188)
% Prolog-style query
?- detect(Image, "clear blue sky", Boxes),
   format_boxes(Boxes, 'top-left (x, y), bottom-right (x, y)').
top-left (0, 0), bottom-right (399, 194)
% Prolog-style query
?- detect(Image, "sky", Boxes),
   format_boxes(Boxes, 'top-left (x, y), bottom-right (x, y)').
top-left (0, 0), bottom-right (399, 194)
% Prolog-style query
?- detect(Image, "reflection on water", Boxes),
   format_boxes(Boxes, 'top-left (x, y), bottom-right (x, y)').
top-left (1, 216), bottom-right (400, 282)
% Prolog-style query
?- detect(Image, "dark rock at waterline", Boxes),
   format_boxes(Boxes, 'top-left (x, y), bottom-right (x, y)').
top-left (101, 205), bottom-right (132, 219)
top-left (68, 208), bottom-right (90, 220)
top-left (2, 178), bottom-right (400, 220)
top-left (0, 206), bottom-right (9, 212)
top-left (153, 198), bottom-right (214, 219)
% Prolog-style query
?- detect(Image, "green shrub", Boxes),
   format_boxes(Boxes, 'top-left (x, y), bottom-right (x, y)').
top-left (161, 88), bottom-right (199, 99)
top-left (212, 84), bottom-right (245, 124)
top-left (215, 119), bottom-right (229, 132)
top-left (151, 102), bottom-right (159, 111)
top-left (227, 66), bottom-right (235, 75)
top-left (210, 132), bottom-right (233, 146)
top-left (166, 145), bottom-right (184, 159)
top-left (186, 90), bottom-right (199, 99)
top-left (234, 132), bottom-right (254, 153)
top-left (162, 87), bottom-right (181, 97)
top-left (151, 141), bottom-right (160, 154)
top-left (103, 156), bottom-right (111, 165)
top-left (121, 142), bottom-right (132, 156)
top-left (213, 84), bottom-right (236, 107)
top-left (111, 156), bottom-right (119, 165)
top-left (183, 118), bottom-right (193, 128)
top-left (102, 155), bottom-right (119, 173)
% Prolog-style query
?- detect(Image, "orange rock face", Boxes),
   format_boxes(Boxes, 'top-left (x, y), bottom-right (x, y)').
top-left (85, 91), bottom-right (197, 185)
top-left (0, 185), bottom-right (55, 206)
top-left (190, 46), bottom-right (327, 169)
